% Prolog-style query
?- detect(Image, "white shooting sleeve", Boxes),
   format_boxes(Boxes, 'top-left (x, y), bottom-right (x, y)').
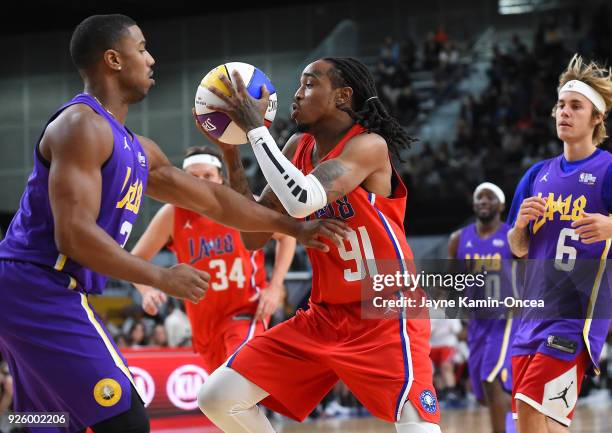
top-left (247, 126), bottom-right (328, 218)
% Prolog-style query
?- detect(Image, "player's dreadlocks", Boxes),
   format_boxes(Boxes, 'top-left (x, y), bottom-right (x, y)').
top-left (323, 57), bottom-right (416, 161)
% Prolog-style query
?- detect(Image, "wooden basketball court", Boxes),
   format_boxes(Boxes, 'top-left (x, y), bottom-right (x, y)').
top-left (153, 397), bottom-right (611, 433)
top-left (277, 404), bottom-right (610, 433)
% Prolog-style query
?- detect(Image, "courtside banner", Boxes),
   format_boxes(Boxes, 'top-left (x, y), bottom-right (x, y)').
top-left (122, 347), bottom-right (214, 428)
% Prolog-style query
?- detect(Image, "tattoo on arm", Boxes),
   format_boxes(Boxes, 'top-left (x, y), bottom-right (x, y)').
top-left (224, 151), bottom-right (253, 197)
top-left (226, 155), bottom-right (285, 215)
top-left (258, 192), bottom-right (287, 213)
top-left (313, 160), bottom-right (349, 200)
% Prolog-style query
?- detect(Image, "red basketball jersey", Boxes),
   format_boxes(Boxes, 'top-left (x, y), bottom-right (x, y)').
top-left (292, 124), bottom-right (415, 304)
top-left (171, 207), bottom-right (266, 353)
top-left (250, 248), bottom-right (267, 291)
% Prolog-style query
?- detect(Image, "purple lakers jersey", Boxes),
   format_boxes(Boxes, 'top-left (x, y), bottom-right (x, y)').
top-left (457, 222), bottom-right (516, 316)
top-left (513, 150), bottom-right (612, 368)
top-left (0, 94), bottom-right (148, 294)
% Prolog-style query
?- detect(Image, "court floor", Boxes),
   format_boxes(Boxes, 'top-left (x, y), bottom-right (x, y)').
top-left (276, 404), bottom-right (610, 433)
top-left (153, 392), bottom-right (611, 433)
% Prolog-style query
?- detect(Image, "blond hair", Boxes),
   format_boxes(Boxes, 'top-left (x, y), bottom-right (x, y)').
top-left (553, 54), bottom-right (612, 145)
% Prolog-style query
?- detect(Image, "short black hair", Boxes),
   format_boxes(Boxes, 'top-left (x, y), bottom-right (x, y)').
top-left (70, 14), bottom-right (137, 70)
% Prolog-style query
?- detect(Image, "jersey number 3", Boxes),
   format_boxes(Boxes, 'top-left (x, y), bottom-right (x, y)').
top-left (120, 221), bottom-right (133, 248)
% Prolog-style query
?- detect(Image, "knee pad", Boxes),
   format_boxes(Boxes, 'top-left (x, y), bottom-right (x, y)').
top-left (197, 369), bottom-right (225, 415)
top-left (395, 401), bottom-right (441, 433)
top-left (198, 366), bottom-right (259, 416)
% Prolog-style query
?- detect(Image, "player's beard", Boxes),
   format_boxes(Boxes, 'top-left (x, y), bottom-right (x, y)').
top-left (477, 211), bottom-right (497, 224)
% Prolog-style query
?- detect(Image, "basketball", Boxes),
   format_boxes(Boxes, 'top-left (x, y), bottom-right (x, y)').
top-left (194, 62), bottom-right (278, 145)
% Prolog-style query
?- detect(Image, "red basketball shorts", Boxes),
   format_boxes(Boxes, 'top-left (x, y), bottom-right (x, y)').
top-left (511, 351), bottom-right (590, 426)
top-left (227, 301), bottom-right (439, 424)
top-left (430, 346), bottom-right (456, 367)
top-left (199, 317), bottom-right (266, 374)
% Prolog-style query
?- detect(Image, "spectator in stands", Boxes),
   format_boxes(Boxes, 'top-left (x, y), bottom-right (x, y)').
top-left (128, 320), bottom-right (148, 348)
top-left (423, 32), bottom-right (439, 70)
top-left (400, 35), bottom-right (417, 71)
top-left (376, 53), bottom-right (399, 98)
top-left (396, 82), bottom-right (419, 124)
top-left (429, 306), bottom-right (463, 407)
top-left (164, 300), bottom-right (192, 347)
top-left (0, 360), bottom-right (11, 421)
top-left (379, 36), bottom-right (400, 66)
top-left (114, 334), bottom-right (129, 349)
top-left (151, 324), bottom-right (169, 348)
top-left (0, 359), bottom-right (19, 433)
top-left (270, 117), bottom-right (292, 145)
top-left (438, 42), bottom-right (459, 74)
top-left (589, 3), bottom-right (611, 63)
top-left (434, 26), bottom-right (449, 46)
top-left (508, 34), bottom-right (527, 57)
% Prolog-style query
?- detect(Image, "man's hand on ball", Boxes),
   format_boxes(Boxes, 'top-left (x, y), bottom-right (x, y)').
top-left (207, 71), bottom-right (270, 133)
top-left (192, 108), bottom-right (236, 151)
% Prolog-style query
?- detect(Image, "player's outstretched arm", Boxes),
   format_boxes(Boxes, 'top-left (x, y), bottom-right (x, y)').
top-left (43, 106), bottom-right (207, 303)
top-left (131, 204), bottom-right (174, 315)
top-left (141, 134), bottom-right (348, 251)
top-left (221, 147), bottom-right (282, 249)
top-left (193, 114), bottom-right (296, 316)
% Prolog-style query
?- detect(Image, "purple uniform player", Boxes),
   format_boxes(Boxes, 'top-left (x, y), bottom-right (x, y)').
top-left (0, 94), bottom-right (151, 430)
top-left (0, 14), bottom-right (346, 433)
top-left (509, 151), bottom-right (612, 364)
top-left (449, 182), bottom-right (518, 433)
top-left (507, 54), bottom-right (612, 432)
top-left (458, 223), bottom-right (515, 397)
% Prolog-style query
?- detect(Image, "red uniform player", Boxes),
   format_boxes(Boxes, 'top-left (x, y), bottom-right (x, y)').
top-left (196, 57), bottom-right (441, 433)
top-left (132, 146), bottom-right (295, 373)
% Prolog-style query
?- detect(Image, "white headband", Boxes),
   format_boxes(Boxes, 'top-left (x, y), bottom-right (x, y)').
top-left (182, 154), bottom-right (223, 169)
top-left (559, 80), bottom-right (606, 113)
top-left (474, 182), bottom-right (505, 204)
